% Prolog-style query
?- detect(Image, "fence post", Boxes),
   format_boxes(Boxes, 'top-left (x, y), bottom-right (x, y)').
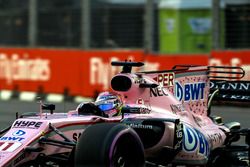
top-left (212, 0), bottom-right (220, 50)
top-left (81, 0), bottom-right (91, 49)
top-left (28, 0), bottom-right (37, 47)
top-left (144, 0), bottom-right (154, 53)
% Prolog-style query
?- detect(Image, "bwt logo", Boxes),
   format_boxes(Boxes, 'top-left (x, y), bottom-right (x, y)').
top-left (183, 125), bottom-right (209, 156)
top-left (12, 130), bottom-right (26, 136)
top-left (175, 82), bottom-right (205, 101)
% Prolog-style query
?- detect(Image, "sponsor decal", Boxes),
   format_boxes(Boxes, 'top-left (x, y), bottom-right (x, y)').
top-left (128, 124), bottom-right (153, 130)
top-left (139, 107), bottom-right (151, 114)
top-left (0, 142), bottom-right (22, 152)
top-left (134, 78), bottom-right (145, 84)
top-left (183, 125), bottom-right (209, 156)
top-left (153, 73), bottom-right (174, 87)
top-left (0, 53), bottom-right (50, 84)
top-left (150, 87), bottom-right (168, 97)
top-left (12, 130), bottom-right (26, 136)
top-left (175, 82), bottom-right (205, 101)
top-left (72, 132), bottom-right (82, 142)
top-left (170, 104), bottom-right (185, 113)
top-left (136, 98), bottom-right (144, 105)
top-left (174, 122), bottom-right (183, 150)
top-left (210, 81), bottom-right (250, 91)
top-left (220, 94), bottom-right (250, 101)
top-left (0, 136), bottom-right (25, 142)
top-left (13, 120), bottom-right (43, 129)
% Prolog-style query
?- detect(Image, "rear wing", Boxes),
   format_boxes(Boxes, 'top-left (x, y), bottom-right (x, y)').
top-left (208, 66), bottom-right (245, 80)
top-left (208, 66), bottom-right (250, 103)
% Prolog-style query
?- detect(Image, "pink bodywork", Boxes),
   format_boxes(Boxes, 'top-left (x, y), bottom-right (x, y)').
top-left (113, 66), bottom-right (229, 163)
top-left (0, 115), bottom-right (121, 166)
top-left (0, 65), bottom-right (230, 166)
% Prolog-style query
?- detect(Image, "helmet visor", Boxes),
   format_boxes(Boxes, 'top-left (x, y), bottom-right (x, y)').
top-left (98, 103), bottom-right (115, 111)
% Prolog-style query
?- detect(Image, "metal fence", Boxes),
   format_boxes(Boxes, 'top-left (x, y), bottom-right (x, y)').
top-left (0, 0), bottom-right (249, 53)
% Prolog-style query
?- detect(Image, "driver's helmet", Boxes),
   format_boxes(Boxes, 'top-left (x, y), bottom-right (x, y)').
top-left (95, 92), bottom-right (123, 117)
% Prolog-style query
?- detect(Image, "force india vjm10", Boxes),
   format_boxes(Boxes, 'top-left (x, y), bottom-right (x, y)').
top-left (0, 61), bottom-right (249, 167)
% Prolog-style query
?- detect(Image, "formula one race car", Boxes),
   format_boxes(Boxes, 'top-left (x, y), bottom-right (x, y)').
top-left (0, 61), bottom-right (249, 167)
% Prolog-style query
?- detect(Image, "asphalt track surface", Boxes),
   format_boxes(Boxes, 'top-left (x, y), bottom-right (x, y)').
top-left (0, 100), bottom-right (249, 144)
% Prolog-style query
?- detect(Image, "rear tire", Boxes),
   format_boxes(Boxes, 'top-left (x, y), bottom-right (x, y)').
top-left (74, 123), bottom-right (145, 167)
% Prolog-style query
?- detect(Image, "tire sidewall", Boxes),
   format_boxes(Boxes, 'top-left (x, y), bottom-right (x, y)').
top-left (75, 123), bottom-right (145, 167)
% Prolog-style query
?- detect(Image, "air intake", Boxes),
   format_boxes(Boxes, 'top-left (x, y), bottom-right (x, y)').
top-left (111, 75), bottom-right (132, 91)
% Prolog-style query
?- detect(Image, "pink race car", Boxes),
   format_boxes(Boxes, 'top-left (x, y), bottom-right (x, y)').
top-left (0, 61), bottom-right (249, 167)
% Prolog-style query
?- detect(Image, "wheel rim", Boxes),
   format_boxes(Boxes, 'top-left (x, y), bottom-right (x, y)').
top-left (112, 143), bottom-right (127, 167)
top-left (115, 156), bottom-right (125, 167)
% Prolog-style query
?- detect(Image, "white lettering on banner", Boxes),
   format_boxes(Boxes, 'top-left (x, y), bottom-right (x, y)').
top-left (90, 57), bottom-right (132, 90)
top-left (143, 61), bottom-right (160, 71)
top-left (210, 58), bottom-right (241, 67)
top-left (0, 53), bottom-right (50, 84)
top-left (90, 57), bottom-right (160, 90)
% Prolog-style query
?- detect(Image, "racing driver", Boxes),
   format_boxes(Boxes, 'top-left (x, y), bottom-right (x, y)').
top-left (77, 91), bottom-right (123, 118)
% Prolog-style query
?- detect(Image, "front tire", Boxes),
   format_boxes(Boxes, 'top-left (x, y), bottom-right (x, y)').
top-left (75, 123), bottom-right (145, 167)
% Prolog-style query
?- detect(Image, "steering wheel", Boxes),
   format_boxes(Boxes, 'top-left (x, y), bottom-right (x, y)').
top-left (78, 102), bottom-right (107, 117)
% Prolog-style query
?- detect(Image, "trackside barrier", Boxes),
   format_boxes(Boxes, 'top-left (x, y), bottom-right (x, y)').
top-left (0, 89), bottom-right (93, 103)
top-left (0, 48), bottom-right (250, 100)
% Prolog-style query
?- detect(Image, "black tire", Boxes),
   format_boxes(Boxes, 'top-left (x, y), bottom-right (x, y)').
top-left (74, 123), bottom-right (145, 167)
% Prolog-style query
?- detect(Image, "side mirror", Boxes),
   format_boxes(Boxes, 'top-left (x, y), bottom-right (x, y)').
top-left (42, 104), bottom-right (55, 114)
top-left (121, 107), bottom-right (142, 119)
